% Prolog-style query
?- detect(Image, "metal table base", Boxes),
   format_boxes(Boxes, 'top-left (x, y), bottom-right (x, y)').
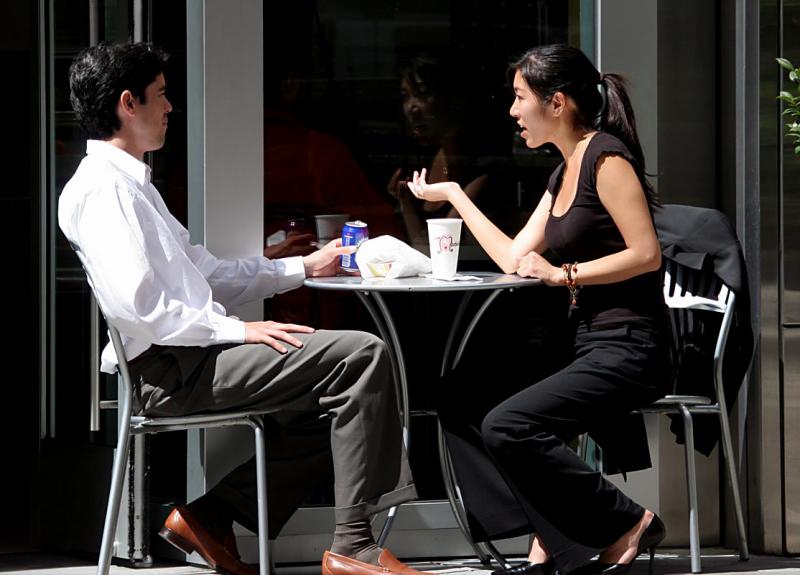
top-left (305, 273), bottom-right (540, 558)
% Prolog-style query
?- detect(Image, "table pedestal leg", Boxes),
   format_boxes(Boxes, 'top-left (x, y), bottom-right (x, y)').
top-left (356, 286), bottom-right (515, 560)
top-left (438, 289), bottom-right (515, 569)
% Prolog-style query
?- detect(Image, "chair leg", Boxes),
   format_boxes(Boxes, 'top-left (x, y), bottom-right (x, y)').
top-left (717, 409), bottom-right (750, 561)
top-left (251, 416), bottom-right (270, 575)
top-left (376, 506), bottom-right (398, 547)
top-left (577, 433), bottom-right (588, 461)
top-left (97, 427), bottom-right (133, 575)
top-left (680, 406), bottom-right (702, 574)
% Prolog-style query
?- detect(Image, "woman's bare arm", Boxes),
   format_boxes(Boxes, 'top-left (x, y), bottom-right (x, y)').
top-left (519, 155), bottom-right (661, 285)
top-left (410, 168), bottom-right (551, 273)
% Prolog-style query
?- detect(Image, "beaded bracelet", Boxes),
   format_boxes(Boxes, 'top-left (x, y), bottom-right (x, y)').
top-left (561, 261), bottom-right (579, 305)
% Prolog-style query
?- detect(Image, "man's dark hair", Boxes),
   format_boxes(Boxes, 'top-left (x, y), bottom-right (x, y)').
top-left (69, 42), bottom-right (168, 139)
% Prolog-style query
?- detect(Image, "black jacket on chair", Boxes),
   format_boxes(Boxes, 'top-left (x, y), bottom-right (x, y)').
top-left (653, 204), bottom-right (755, 455)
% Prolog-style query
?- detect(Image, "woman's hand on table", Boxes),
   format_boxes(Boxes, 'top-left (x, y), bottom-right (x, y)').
top-left (516, 251), bottom-right (562, 286)
top-left (302, 238), bottom-right (355, 278)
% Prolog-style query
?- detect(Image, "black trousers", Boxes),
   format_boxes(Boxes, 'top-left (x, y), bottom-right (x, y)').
top-left (440, 322), bottom-right (671, 573)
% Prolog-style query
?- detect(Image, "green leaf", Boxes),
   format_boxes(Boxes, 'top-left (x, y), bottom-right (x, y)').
top-left (778, 57), bottom-right (795, 70)
top-left (795, 145), bottom-right (800, 155)
top-left (779, 91), bottom-right (795, 99)
top-left (791, 70), bottom-right (799, 82)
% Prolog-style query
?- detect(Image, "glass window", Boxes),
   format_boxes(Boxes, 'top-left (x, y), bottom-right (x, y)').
top-left (49, 0), bottom-right (187, 447)
top-left (263, 0), bottom-right (582, 502)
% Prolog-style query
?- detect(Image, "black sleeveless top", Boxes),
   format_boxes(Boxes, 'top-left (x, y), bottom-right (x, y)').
top-left (544, 132), bottom-right (665, 329)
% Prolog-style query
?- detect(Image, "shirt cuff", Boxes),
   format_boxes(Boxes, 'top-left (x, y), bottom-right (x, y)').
top-left (213, 314), bottom-right (246, 343)
top-left (274, 256), bottom-right (307, 294)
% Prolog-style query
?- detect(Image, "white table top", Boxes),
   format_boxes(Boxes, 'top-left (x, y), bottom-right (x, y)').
top-left (304, 271), bottom-right (542, 293)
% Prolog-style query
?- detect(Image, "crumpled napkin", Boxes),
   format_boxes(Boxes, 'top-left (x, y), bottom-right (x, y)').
top-left (355, 235), bottom-right (432, 278)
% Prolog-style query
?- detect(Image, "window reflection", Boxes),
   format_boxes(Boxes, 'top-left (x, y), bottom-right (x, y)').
top-left (264, 0), bottom-right (578, 502)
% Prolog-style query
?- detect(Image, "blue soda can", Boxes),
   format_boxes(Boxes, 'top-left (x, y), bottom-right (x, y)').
top-left (340, 220), bottom-right (369, 272)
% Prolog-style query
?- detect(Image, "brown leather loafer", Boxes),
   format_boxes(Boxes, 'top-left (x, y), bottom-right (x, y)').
top-left (159, 505), bottom-right (257, 575)
top-left (322, 549), bottom-right (434, 575)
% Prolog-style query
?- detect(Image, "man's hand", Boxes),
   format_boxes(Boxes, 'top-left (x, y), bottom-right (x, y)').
top-left (302, 238), bottom-right (355, 277)
top-left (244, 320), bottom-right (315, 354)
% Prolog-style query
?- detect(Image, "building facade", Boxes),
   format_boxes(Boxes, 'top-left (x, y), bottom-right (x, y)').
top-left (1, 0), bottom-right (797, 565)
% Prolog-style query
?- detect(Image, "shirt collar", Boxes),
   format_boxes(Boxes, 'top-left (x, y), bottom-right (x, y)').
top-left (86, 139), bottom-right (151, 186)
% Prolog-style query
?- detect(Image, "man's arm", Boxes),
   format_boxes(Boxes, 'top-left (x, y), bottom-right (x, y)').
top-left (71, 182), bottom-right (247, 347)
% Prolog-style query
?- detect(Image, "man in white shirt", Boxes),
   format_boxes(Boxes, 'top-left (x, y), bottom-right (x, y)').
top-left (60, 42), bottom-right (421, 575)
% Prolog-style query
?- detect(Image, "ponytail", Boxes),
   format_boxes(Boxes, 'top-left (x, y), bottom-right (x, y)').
top-left (596, 73), bottom-right (657, 207)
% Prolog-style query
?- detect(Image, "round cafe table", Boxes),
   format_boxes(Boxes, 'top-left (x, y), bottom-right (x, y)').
top-left (304, 272), bottom-right (541, 561)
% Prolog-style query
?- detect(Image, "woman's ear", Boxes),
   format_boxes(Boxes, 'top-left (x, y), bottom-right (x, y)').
top-left (550, 91), bottom-right (566, 117)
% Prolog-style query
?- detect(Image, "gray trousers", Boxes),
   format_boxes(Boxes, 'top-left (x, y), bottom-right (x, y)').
top-left (129, 329), bottom-right (416, 533)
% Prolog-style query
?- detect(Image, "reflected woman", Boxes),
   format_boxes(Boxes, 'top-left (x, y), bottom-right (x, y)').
top-left (409, 44), bottom-right (671, 575)
top-left (388, 54), bottom-right (498, 247)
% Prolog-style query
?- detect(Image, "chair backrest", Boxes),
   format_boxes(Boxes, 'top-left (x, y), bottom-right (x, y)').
top-left (69, 242), bottom-right (136, 413)
top-left (662, 258), bottom-right (737, 401)
top-left (663, 258), bottom-right (731, 313)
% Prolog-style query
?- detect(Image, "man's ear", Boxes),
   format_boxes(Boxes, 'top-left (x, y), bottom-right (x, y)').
top-left (551, 91), bottom-right (566, 117)
top-left (119, 90), bottom-right (137, 118)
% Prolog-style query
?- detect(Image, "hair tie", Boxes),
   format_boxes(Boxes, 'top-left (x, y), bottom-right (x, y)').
top-left (594, 75), bottom-right (608, 128)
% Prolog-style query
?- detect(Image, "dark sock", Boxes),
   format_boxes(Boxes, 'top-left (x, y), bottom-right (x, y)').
top-left (186, 493), bottom-right (234, 542)
top-left (330, 520), bottom-right (382, 564)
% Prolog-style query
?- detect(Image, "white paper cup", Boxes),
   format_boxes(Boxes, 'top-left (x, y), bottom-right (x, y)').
top-left (427, 218), bottom-right (462, 279)
top-left (314, 214), bottom-right (350, 244)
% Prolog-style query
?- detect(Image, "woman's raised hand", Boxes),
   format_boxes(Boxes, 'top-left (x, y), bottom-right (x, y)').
top-left (408, 168), bottom-right (458, 202)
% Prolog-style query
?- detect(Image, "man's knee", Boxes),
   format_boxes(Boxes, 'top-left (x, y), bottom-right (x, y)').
top-left (332, 330), bottom-right (387, 361)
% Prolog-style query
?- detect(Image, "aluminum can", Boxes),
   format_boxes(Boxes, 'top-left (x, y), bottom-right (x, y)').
top-left (340, 220), bottom-right (369, 272)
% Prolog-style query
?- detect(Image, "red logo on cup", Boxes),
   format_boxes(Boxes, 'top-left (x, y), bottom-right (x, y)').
top-left (438, 235), bottom-right (454, 253)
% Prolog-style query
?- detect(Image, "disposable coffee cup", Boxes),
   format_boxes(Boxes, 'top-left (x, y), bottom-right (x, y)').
top-left (427, 218), bottom-right (462, 279)
top-left (315, 214), bottom-right (350, 245)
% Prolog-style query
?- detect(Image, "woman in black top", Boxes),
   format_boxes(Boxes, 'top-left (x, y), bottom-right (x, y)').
top-left (409, 44), bottom-right (670, 575)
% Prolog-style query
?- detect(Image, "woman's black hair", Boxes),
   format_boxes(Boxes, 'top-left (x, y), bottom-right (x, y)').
top-left (511, 44), bottom-right (657, 207)
top-left (69, 42), bottom-right (168, 139)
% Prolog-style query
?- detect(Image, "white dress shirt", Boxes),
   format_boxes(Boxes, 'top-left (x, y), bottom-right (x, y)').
top-left (59, 140), bottom-right (306, 373)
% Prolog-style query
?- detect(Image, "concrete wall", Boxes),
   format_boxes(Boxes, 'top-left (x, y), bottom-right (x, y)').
top-left (598, 0), bottom-right (721, 547)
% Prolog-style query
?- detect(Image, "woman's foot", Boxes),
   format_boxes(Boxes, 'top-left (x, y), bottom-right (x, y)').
top-left (491, 535), bottom-right (554, 575)
top-left (491, 561), bottom-right (555, 575)
top-left (598, 510), bottom-right (655, 565)
top-left (586, 511), bottom-right (665, 575)
top-left (528, 534), bottom-right (551, 565)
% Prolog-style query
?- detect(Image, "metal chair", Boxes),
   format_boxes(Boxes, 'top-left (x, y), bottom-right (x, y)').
top-left (440, 258), bottom-right (750, 574)
top-left (96, 323), bottom-right (271, 575)
top-left (638, 258), bottom-right (749, 572)
top-left (70, 245), bottom-right (272, 575)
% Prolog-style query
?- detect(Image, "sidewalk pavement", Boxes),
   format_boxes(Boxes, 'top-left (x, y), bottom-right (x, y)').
top-left (0, 549), bottom-right (798, 575)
